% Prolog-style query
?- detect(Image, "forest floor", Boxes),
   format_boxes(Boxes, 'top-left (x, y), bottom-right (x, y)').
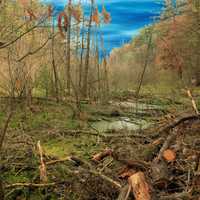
top-left (1, 87), bottom-right (200, 199)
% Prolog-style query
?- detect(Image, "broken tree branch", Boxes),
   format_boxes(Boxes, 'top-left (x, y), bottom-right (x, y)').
top-left (70, 156), bottom-right (122, 190)
top-left (152, 112), bottom-right (200, 138)
top-left (5, 182), bottom-right (58, 189)
top-left (128, 172), bottom-right (152, 200)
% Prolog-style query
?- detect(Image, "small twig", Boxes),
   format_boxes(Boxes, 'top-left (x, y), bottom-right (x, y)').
top-left (100, 158), bottom-right (113, 173)
top-left (46, 157), bottom-right (71, 165)
top-left (117, 184), bottom-right (130, 200)
top-left (124, 185), bottom-right (131, 200)
top-left (5, 182), bottom-right (58, 189)
top-left (70, 156), bottom-right (122, 190)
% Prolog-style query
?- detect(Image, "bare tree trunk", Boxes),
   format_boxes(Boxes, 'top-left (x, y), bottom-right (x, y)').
top-left (135, 27), bottom-right (153, 98)
top-left (82, 0), bottom-right (94, 98)
top-left (66, 0), bottom-right (72, 95)
top-left (79, 16), bottom-right (85, 93)
top-left (51, 19), bottom-right (59, 102)
top-left (100, 33), bottom-right (109, 102)
top-left (103, 58), bottom-right (109, 97)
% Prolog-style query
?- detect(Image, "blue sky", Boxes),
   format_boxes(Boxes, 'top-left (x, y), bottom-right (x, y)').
top-left (41, 0), bottom-right (164, 55)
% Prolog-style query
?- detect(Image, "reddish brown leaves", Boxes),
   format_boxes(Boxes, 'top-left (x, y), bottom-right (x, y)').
top-left (27, 9), bottom-right (37, 20)
top-left (58, 12), bottom-right (68, 38)
top-left (102, 6), bottom-right (111, 24)
top-left (92, 8), bottom-right (100, 25)
top-left (48, 5), bottom-right (53, 19)
top-left (91, 6), bottom-right (111, 25)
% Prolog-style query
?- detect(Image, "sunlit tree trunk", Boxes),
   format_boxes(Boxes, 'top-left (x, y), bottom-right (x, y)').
top-left (51, 18), bottom-right (59, 102)
top-left (79, 16), bottom-right (85, 92)
top-left (66, 0), bottom-right (72, 95)
top-left (82, 0), bottom-right (94, 98)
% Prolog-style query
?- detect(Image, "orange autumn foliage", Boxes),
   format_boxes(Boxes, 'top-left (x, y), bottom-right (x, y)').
top-left (27, 9), bottom-right (37, 20)
top-left (102, 6), bottom-right (111, 24)
top-left (92, 8), bottom-right (100, 25)
top-left (48, 5), bottom-right (53, 19)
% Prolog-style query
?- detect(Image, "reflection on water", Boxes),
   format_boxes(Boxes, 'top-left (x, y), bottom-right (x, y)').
top-left (92, 118), bottom-right (151, 132)
top-left (92, 101), bottom-right (159, 132)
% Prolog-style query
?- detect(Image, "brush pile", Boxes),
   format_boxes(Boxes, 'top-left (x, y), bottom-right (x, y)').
top-left (1, 111), bottom-right (200, 200)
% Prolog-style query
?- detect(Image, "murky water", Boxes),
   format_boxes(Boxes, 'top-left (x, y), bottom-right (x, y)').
top-left (92, 118), bottom-right (151, 132)
top-left (92, 102), bottom-right (157, 132)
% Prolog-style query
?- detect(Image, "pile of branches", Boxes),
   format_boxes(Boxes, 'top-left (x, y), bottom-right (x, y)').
top-left (1, 111), bottom-right (200, 200)
top-left (93, 111), bottom-right (200, 200)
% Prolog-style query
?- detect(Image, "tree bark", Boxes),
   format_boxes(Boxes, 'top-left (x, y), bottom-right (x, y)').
top-left (82, 0), bottom-right (94, 98)
top-left (128, 172), bottom-right (152, 200)
top-left (51, 18), bottom-right (59, 102)
top-left (66, 0), bottom-right (72, 95)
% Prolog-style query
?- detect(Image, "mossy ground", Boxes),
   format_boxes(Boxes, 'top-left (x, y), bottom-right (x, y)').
top-left (1, 86), bottom-right (200, 199)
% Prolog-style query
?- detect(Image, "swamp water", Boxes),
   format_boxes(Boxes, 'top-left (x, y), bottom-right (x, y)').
top-left (91, 101), bottom-right (160, 132)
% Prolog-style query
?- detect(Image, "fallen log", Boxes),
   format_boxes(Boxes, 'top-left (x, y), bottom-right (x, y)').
top-left (152, 112), bottom-right (200, 138)
top-left (128, 172), bottom-right (152, 200)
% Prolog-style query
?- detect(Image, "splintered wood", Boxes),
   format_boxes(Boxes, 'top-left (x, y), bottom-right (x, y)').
top-left (37, 141), bottom-right (48, 183)
top-left (186, 89), bottom-right (199, 114)
top-left (128, 172), bottom-right (151, 200)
